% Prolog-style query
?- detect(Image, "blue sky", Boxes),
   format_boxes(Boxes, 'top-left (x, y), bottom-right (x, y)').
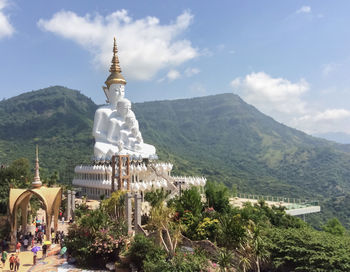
top-left (1, 0), bottom-right (350, 140)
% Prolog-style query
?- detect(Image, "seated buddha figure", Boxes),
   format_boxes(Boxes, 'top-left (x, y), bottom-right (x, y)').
top-left (106, 98), bottom-right (156, 156)
top-left (92, 37), bottom-right (156, 159)
top-left (92, 83), bottom-right (125, 158)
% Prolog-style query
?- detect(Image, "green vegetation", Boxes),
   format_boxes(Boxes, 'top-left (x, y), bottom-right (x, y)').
top-left (1, 86), bottom-right (350, 227)
top-left (65, 207), bottom-right (127, 268)
top-left (267, 227), bottom-right (350, 272)
top-left (63, 182), bottom-right (350, 271)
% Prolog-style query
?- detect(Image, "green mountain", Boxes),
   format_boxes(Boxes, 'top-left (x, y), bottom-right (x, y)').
top-left (1, 86), bottom-right (350, 227)
top-left (0, 86), bottom-right (97, 182)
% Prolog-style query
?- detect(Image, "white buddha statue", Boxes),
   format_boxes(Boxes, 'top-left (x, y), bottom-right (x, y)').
top-left (92, 37), bottom-right (156, 159)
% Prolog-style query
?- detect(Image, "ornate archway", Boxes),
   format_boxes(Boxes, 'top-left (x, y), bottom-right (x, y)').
top-left (7, 146), bottom-right (62, 250)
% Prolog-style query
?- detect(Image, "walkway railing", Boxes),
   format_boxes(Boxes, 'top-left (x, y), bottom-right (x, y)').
top-left (232, 193), bottom-right (319, 208)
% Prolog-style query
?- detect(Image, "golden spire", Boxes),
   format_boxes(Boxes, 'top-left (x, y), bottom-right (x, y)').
top-left (105, 37), bottom-right (126, 87)
top-left (32, 145), bottom-right (42, 188)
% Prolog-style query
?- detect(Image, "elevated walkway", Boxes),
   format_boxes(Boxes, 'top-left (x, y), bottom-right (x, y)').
top-left (230, 193), bottom-right (321, 217)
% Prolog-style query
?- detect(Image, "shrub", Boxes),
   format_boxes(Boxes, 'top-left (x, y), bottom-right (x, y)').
top-left (145, 188), bottom-right (170, 208)
top-left (65, 208), bottom-right (127, 268)
top-left (205, 181), bottom-right (230, 213)
top-left (195, 217), bottom-right (220, 242)
top-left (127, 234), bottom-right (166, 271)
top-left (143, 250), bottom-right (210, 272)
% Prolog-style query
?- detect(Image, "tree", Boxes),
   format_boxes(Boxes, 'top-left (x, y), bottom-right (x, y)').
top-left (218, 213), bottom-right (247, 249)
top-left (148, 203), bottom-right (181, 257)
top-left (172, 186), bottom-right (203, 217)
top-left (216, 248), bottom-right (235, 272)
top-left (0, 158), bottom-right (32, 214)
top-left (205, 181), bottom-right (230, 213)
top-left (246, 221), bottom-right (269, 272)
top-left (48, 171), bottom-right (59, 187)
top-left (145, 188), bottom-right (169, 208)
top-left (101, 190), bottom-right (126, 219)
top-left (267, 227), bottom-right (350, 272)
top-left (322, 218), bottom-right (346, 236)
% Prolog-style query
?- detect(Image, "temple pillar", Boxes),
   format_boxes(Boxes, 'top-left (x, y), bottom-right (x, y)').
top-left (134, 193), bottom-right (142, 232)
top-left (67, 190), bottom-right (71, 220)
top-left (125, 192), bottom-right (132, 233)
top-left (45, 212), bottom-right (52, 241)
top-left (71, 190), bottom-right (76, 220)
top-left (9, 216), bottom-right (17, 251)
top-left (19, 196), bottom-right (30, 235)
top-left (53, 203), bottom-right (59, 238)
top-left (21, 207), bottom-right (28, 235)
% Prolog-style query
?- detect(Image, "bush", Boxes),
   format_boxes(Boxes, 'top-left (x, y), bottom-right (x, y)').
top-left (127, 234), bottom-right (166, 271)
top-left (217, 214), bottom-right (247, 249)
top-left (65, 208), bottom-right (127, 268)
top-left (145, 188), bottom-right (170, 208)
top-left (205, 181), bottom-right (230, 213)
top-left (195, 217), bottom-right (220, 242)
top-left (180, 211), bottom-right (200, 240)
top-left (143, 250), bottom-right (210, 272)
top-left (169, 186), bottom-right (203, 218)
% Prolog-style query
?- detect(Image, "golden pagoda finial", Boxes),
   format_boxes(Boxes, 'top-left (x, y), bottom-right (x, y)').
top-left (105, 37), bottom-right (126, 87)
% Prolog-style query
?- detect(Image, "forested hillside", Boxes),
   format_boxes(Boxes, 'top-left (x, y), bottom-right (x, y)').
top-left (1, 86), bottom-right (350, 227)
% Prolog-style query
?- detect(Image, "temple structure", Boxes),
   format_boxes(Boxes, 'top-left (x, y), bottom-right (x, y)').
top-left (8, 146), bottom-right (62, 250)
top-left (73, 38), bottom-right (206, 199)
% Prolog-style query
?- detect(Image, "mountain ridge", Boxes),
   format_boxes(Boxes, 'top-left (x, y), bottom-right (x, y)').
top-left (1, 86), bottom-right (350, 227)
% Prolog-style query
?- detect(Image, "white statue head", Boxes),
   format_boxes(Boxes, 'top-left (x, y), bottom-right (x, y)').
top-left (108, 84), bottom-right (125, 106)
top-left (117, 98), bottom-right (131, 117)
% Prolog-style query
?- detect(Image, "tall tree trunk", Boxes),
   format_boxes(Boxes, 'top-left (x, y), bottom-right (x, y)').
top-left (256, 258), bottom-right (260, 272)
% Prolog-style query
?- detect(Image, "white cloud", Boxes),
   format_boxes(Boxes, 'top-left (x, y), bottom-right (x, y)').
top-left (231, 72), bottom-right (350, 135)
top-left (296, 6), bottom-right (311, 14)
top-left (38, 9), bottom-right (198, 80)
top-left (295, 109), bottom-right (350, 134)
top-left (300, 109), bottom-right (350, 122)
top-left (231, 72), bottom-right (308, 116)
top-left (0, 0), bottom-right (14, 39)
top-left (190, 82), bottom-right (207, 96)
top-left (185, 67), bottom-right (200, 77)
top-left (322, 63), bottom-right (339, 76)
top-left (167, 69), bottom-right (181, 81)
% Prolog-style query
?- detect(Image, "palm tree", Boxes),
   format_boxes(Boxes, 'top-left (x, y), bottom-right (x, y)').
top-left (237, 241), bottom-right (252, 272)
top-left (216, 248), bottom-right (235, 272)
top-left (148, 202), bottom-right (181, 257)
top-left (237, 220), bottom-right (269, 272)
top-left (247, 221), bottom-right (269, 272)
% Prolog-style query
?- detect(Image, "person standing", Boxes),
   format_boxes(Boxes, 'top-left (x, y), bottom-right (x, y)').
top-left (1, 250), bottom-right (7, 268)
top-left (42, 244), bottom-right (47, 258)
top-left (9, 254), bottom-right (15, 270)
top-left (51, 232), bottom-right (55, 244)
top-left (23, 238), bottom-right (29, 250)
top-left (33, 251), bottom-right (37, 265)
top-left (14, 255), bottom-right (20, 271)
top-left (15, 241), bottom-right (21, 253)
